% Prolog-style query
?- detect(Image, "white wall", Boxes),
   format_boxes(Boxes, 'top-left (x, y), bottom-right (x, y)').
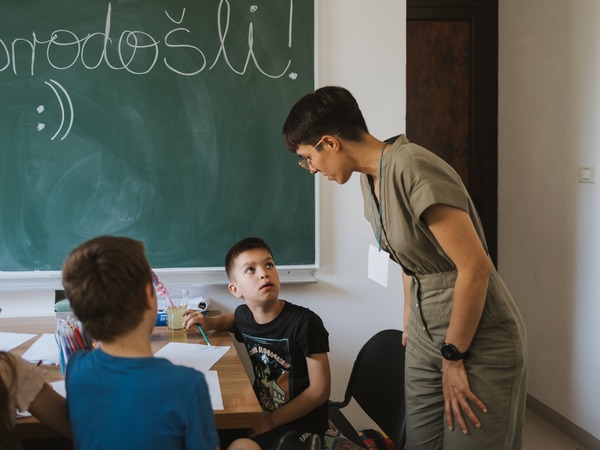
top-left (499, 0), bottom-right (600, 440)
top-left (0, 0), bottom-right (407, 430)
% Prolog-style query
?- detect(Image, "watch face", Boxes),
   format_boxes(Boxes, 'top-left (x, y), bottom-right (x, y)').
top-left (441, 344), bottom-right (457, 360)
top-left (441, 343), bottom-right (466, 360)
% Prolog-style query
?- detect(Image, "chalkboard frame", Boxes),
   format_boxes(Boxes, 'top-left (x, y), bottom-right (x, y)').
top-left (0, 0), bottom-right (319, 290)
top-left (0, 219), bottom-right (319, 291)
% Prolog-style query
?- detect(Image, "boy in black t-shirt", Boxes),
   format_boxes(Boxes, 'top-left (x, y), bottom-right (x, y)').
top-left (184, 237), bottom-right (330, 450)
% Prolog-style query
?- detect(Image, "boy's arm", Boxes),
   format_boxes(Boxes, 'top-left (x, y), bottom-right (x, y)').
top-left (183, 311), bottom-right (235, 333)
top-left (250, 352), bottom-right (331, 437)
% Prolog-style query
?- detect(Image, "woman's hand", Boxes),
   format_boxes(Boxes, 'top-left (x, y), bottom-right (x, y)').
top-left (442, 359), bottom-right (487, 434)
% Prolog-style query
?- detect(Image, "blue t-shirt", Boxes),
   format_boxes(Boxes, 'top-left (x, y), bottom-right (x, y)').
top-left (66, 349), bottom-right (218, 450)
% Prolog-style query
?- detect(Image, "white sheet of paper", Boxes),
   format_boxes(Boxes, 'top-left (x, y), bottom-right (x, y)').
top-left (154, 342), bottom-right (230, 373)
top-left (51, 380), bottom-right (66, 398)
top-left (154, 343), bottom-right (228, 411)
top-left (21, 333), bottom-right (60, 365)
top-left (16, 409), bottom-right (31, 418)
top-left (368, 244), bottom-right (390, 287)
top-left (204, 370), bottom-right (224, 410)
top-left (0, 332), bottom-right (37, 352)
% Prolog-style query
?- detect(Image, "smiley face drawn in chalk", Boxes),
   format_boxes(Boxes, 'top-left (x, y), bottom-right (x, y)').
top-left (250, 5), bottom-right (258, 12)
top-left (36, 105), bottom-right (46, 131)
top-left (37, 79), bottom-right (74, 140)
top-left (289, 72), bottom-right (298, 80)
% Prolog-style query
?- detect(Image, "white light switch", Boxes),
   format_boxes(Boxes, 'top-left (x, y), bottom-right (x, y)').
top-left (578, 165), bottom-right (597, 183)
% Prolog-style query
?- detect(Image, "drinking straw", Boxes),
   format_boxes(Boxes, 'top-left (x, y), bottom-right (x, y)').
top-left (151, 270), bottom-right (175, 307)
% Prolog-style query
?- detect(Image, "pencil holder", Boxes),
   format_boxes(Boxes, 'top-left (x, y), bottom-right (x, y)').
top-left (55, 316), bottom-right (95, 373)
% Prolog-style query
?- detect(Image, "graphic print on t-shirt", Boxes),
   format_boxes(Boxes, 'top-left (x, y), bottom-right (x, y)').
top-left (244, 334), bottom-right (292, 412)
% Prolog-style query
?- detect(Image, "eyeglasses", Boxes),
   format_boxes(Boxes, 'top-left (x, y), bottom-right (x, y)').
top-left (298, 133), bottom-right (340, 171)
top-left (298, 138), bottom-right (324, 171)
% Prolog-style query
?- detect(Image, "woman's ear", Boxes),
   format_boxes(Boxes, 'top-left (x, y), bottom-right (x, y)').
top-left (324, 134), bottom-right (341, 152)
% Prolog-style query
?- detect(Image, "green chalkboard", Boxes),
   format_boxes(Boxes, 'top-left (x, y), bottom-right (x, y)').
top-left (0, 0), bottom-right (315, 276)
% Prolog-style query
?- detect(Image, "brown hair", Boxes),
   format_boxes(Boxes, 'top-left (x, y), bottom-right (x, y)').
top-left (224, 237), bottom-right (273, 280)
top-left (0, 352), bottom-right (17, 450)
top-left (61, 236), bottom-right (153, 342)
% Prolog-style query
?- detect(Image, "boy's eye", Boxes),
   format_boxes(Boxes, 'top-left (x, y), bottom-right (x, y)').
top-left (244, 267), bottom-right (255, 274)
top-left (266, 262), bottom-right (274, 269)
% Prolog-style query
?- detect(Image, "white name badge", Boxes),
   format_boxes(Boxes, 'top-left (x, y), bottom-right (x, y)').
top-left (368, 244), bottom-right (390, 287)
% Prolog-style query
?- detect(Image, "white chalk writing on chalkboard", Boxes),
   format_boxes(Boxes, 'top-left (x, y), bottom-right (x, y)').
top-left (0, 0), bottom-right (294, 78)
top-left (40, 80), bottom-right (74, 140)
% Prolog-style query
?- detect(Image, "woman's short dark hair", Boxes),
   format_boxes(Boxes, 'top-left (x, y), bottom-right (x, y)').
top-left (282, 86), bottom-right (369, 153)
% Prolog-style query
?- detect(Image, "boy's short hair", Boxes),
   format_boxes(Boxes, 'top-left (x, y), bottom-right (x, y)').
top-left (61, 236), bottom-right (153, 342)
top-left (225, 237), bottom-right (274, 280)
top-left (282, 85), bottom-right (369, 153)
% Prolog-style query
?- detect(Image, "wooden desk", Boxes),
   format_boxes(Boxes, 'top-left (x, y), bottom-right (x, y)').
top-left (3, 315), bottom-right (262, 442)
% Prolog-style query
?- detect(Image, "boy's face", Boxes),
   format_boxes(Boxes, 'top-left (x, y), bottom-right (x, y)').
top-left (228, 248), bottom-right (280, 305)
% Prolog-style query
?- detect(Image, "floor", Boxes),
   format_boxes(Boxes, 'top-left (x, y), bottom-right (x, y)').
top-left (524, 408), bottom-right (590, 450)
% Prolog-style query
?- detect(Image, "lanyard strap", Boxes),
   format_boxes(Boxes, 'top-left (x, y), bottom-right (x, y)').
top-left (370, 142), bottom-right (388, 250)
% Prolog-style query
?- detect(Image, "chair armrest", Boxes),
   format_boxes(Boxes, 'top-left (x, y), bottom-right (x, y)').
top-left (328, 399), bottom-right (349, 409)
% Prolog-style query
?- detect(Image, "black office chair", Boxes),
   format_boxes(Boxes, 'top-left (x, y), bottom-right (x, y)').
top-left (328, 329), bottom-right (406, 450)
top-left (272, 431), bottom-right (321, 450)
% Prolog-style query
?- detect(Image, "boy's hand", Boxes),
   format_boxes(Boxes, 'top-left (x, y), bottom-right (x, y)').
top-left (183, 310), bottom-right (212, 331)
top-left (184, 312), bottom-right (235, 333)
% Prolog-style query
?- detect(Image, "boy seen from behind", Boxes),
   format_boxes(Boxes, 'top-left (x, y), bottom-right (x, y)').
top-left (62, 236), bottom-right (219, 450)
top-left (184, 237), bottom-right (331, 450)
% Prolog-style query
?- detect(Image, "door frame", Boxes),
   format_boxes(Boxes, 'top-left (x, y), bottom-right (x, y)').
top-left (407, 0), bottom-right (499, 264)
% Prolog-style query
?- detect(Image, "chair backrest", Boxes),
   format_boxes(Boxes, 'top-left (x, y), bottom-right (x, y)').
top-left (343, 329), bottom-right (406, 450)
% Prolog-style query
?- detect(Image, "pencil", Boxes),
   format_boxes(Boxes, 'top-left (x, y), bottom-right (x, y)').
top-left (196, 324), bottom-right (211, 346)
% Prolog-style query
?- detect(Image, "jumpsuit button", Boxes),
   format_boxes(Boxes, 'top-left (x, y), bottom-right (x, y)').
top-left (422, 326), bottom-right (426, 331)
top-left (415, 303), bottom-right (419, 309)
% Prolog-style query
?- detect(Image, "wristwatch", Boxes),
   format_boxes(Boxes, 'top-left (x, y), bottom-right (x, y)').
top-left (440, 343), bottom-right (468, 361)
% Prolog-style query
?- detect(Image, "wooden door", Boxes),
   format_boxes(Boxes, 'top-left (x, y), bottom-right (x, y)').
top-left (406, 0), bottom-right (498, 263)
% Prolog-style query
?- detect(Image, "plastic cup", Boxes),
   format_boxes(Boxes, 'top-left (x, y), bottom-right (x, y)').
top-left (167, 290), bottom-right (189, 331)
